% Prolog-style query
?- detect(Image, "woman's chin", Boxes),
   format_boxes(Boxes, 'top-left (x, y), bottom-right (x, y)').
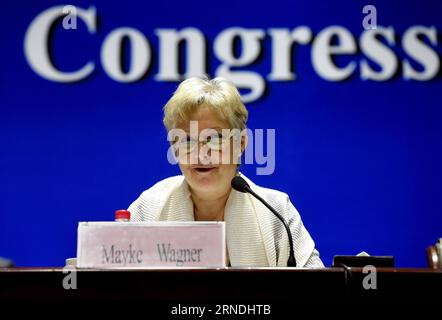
top-left (188, 167), bottom-right (220, 187)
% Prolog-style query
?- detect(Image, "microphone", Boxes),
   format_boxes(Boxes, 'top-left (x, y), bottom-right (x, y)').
top-left (231, 176), bottom-right (297, 267)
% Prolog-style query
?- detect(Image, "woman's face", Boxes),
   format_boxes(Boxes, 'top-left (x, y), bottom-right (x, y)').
top-left (175, 105), bottom-right (243, 198)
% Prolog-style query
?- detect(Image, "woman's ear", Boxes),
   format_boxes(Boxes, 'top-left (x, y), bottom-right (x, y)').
top-left (231, 129), bottom-right (247, 166)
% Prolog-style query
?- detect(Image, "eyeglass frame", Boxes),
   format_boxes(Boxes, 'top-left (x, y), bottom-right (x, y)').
top-left (173, 129), bottom-right (238, 155)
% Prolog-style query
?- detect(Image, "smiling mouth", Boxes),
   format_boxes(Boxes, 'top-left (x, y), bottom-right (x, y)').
top-left (192, 166), bottom-right (217, 174)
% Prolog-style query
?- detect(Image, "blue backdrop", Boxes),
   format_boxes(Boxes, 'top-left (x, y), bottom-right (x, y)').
top-left (1, 0), bottom-right (441, 267)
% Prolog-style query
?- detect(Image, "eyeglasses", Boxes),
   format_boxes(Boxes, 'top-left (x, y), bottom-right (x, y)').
top-left (175, 131), bottom-right (234, 154)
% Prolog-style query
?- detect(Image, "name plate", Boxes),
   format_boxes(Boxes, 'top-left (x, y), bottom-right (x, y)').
top-left (77, 221), bottom-right (226, 269)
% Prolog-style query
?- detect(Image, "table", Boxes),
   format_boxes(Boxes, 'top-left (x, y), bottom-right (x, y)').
top-left (1, 267), bottom-right (441, 306)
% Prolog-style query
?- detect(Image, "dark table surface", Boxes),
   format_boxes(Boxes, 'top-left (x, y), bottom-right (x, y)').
top-left (1, 267), bottom-right (441, 301)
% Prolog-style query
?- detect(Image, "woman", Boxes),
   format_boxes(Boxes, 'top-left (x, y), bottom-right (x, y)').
top-left (128, 77), bottom-right (324, 268)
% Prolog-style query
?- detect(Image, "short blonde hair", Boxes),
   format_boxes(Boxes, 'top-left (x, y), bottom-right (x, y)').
top-left (163, 77), bottom-right (248, 131)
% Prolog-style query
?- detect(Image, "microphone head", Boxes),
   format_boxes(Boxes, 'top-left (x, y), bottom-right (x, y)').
top-left (231, 176), bottom-right (250, 193)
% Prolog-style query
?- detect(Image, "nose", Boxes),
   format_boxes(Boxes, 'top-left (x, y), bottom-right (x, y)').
top-left (198, 143), bottom-right (212, 165)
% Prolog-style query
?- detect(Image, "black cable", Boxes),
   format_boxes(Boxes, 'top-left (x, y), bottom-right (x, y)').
top-left (334, 263), bottom-right (353, 297)
top-left (245, 186), bottom-right (297, 267)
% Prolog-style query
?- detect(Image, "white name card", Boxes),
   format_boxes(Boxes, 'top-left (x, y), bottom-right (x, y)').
top-left (77, 221), bottom-right (226, 269)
